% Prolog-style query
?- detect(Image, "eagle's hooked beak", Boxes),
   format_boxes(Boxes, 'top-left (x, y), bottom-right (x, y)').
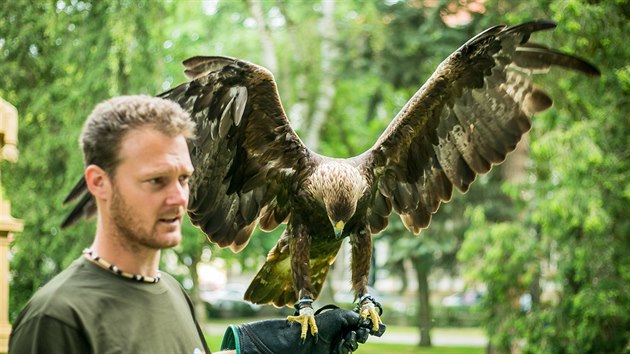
top-left (333, 220), bottom-right (345, 239)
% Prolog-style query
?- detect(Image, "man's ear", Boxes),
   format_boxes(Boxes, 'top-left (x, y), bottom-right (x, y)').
top-left (85, 164), bottom-right (112, 200)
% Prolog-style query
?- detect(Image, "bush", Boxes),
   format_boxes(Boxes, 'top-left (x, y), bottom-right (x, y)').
top-left (432, 305), bottom-right (483, 327)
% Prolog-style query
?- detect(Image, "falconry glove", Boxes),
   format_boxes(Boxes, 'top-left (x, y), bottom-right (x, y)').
top-left (220, 305), bottom-right (385, 354)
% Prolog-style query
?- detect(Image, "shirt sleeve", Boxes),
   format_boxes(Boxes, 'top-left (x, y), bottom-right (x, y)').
top-left (9, 315), bottom-right (91, 354)
top-left (220, 325), bottom-right (241, 354)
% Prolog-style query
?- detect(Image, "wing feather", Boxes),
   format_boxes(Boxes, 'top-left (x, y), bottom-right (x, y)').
top-left (60, 190), bottom-right (96, 229)
top-left (368, 191), bottom-right (392, 233)
top-left (363, 19), bottom-right (599, 234)
top-left (162, 56), bottom-right (309, 251)
top-left (62, 57), bottom-right (309, 253)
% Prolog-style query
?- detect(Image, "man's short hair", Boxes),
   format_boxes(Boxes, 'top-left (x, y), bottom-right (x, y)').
top-left (80, 95), bottom-right (196, 175)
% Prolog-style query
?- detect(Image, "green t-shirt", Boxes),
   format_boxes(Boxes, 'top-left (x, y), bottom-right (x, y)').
top-left (9, 256), bottom-right (208, 354)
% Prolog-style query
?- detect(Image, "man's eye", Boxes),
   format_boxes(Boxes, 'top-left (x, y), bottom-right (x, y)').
top-left (179, 175), bottom-right (191, 185)
top-left (149, 178), bottom-right (164, 185)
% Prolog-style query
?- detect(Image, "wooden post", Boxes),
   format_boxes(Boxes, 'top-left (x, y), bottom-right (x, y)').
top-left (0, 98), bottom-right (24, 354)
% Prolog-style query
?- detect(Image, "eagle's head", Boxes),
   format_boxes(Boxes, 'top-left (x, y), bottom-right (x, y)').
top-left (306, 162), bottom-right (368, 238)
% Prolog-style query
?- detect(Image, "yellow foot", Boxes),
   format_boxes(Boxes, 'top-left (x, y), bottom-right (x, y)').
top-left (359, 299), bottom-right (383, 332)
top-left (286, 306), bottom-right (318, 339)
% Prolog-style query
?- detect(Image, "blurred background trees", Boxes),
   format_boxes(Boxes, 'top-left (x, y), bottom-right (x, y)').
top-left (1, 0), bottom-right (628, 352)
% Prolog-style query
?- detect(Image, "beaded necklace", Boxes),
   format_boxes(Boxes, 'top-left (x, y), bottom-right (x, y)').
top-left (83, 248), bottom-right (161, 283)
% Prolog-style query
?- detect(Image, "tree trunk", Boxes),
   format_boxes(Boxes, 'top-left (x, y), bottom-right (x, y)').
top-left (187, 258), bottom-right (208, 324)
top-left (499, 134), bottom-right (532, 353)
top-left (486, 343), bottom-right (496, 354)
top-left (501, 134), bottom-right (529, 184)
top-left (276, 1), bottom-right (309, 129)
top-left (413, 255), bottom-right (433, 347)
top-left (246, 0), bottom-right (277, 74)
top-left (304, 0), bottom-right (338, 150)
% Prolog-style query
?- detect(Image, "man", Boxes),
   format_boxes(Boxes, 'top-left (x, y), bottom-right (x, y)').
top-left (9, 96), bottom-right (377, 353)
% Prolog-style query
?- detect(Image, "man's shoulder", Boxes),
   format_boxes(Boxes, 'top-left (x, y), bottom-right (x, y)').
top-left (11, 258), bottom-right (92, 330)
top-left (159, 271), bottom-right (183, 289)
top-left (25, 259), bottom-right (84, 303)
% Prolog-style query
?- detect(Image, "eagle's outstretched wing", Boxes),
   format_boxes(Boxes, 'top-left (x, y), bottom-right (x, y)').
top-left (62, 57), bottom-right (310, 252)
top-left (162, 56), bottom-right (310, 251)
top-left (363, 20), bottom-right (600, 234)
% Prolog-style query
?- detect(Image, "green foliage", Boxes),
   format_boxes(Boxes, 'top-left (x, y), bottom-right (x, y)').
top-left (431, 305), bottom-right (483, 327)
top-left (1, 0), bottom-right (168, 320)
top-left (459, 1), bottom-right (630, 352)
top-left (3, 1), bottom-right (630, 351)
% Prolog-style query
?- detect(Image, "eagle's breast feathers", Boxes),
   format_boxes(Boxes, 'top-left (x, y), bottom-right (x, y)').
top-left (304, 161), bottom-right (369, 228)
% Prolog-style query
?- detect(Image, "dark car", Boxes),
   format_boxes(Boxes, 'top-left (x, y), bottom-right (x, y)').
top-left (201, 284), bottom-right (261, 317)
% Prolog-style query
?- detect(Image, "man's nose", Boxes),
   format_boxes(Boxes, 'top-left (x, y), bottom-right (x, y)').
top-left (166, 181), bottom-right (189, 207)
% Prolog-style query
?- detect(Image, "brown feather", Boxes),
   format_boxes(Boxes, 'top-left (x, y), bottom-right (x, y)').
top-left (61, 21), bottom-right (598, 315)
top-left (364, 19), bottom-right (598, 235)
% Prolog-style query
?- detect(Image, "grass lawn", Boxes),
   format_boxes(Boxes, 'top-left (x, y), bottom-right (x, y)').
top-left (206, 333), bottom-right (483, 353)
top-left (350, 343), bottom-right (483, 354)
top-left (204, 318), bottom-right (484, 353)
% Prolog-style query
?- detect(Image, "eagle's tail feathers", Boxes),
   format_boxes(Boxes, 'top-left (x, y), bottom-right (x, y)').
top-left (243, 244), bottom-right (341, 308)
top-left (244, 256), bottom-right (296, 307)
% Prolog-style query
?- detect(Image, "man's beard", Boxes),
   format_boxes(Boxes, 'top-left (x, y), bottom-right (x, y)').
top-left (109, 185), bottom-right (180, 250)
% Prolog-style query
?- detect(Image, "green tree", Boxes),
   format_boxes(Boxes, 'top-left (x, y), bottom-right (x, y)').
top-left (329, 2), bottom-right (505, 346)
top-left (459, 1), bottom-right (630, 353)
top-left (1, 0), bottom-right (168, 320)
top-left (5, 3), bottom-right (629, 352)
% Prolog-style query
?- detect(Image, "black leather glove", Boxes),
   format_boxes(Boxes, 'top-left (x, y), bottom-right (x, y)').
top-left (220, 305), bottom-right (386, 354)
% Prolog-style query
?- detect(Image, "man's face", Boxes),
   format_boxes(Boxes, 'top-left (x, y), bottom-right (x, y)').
top-left (106, 127), bottom-right (194, 250)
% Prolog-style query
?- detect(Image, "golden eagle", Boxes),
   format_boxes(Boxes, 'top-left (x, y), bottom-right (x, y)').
top-left (63, 20), bottom-right (599, 338)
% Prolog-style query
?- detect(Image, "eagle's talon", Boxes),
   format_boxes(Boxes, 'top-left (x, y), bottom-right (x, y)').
top-left (358, 295), bottom-right (383, 332)
top-left (287, 306), bottom-right (318, 339)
